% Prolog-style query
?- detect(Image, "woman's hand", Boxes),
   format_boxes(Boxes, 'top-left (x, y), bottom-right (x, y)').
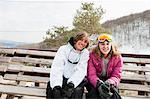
top-left (97, 81), bottom-right (113, 98)
top-left (64, 82), bottom-right (74, 98)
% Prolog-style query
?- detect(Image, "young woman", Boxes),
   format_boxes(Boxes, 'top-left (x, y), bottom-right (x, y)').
top-left (46, 32), bottom-right (89, 99)
top-left (86, 33), bottom-right (123, 99)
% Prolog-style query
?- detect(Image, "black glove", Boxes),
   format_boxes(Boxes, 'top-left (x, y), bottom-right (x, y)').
top-left (52, 86), bottom-right (62, 98)
top-left (46, 81), bottom-right (52, 99)
top-left (96, 80), bottom-right (104, 88)
top-left (64, 82), bottom-right (74, 98)
top-left (104, 81), bottom-right (111, 92)
top-left (109, 85), bottom-right (122, 99)
top-left (97, 81), bottom-right (113, 98)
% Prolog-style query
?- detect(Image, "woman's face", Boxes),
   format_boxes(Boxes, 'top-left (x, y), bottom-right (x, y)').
top-left (99, 41), bottom-right (112, 56)
top-left (75, 37), bottom-right (89, 51)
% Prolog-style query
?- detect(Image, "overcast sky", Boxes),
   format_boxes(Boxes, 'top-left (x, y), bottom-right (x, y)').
top-left (0, 0), bottom-right (150, 43)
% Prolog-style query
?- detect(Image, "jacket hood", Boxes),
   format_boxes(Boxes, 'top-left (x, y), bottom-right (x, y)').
top-left (68, 37), bottom-right (76, 49)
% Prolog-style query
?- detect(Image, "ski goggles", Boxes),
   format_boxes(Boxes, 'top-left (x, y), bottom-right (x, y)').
top-left (98, 34), bottom-right (112, 43)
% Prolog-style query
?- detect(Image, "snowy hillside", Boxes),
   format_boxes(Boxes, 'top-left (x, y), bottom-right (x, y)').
top-left (102, 10), bottom-right (150, 54)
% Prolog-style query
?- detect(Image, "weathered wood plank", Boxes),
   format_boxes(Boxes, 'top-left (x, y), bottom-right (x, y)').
top-left (0, 83), bottom-right (149, 98)
top-left (122, 96), bottom-right (150, 99)
top-left (3, 64), bottom-right (147, 74)
top-left (0, 48), bottom-right (56, 58)
top-left (0, 66), bottom-right (7, 72)
top-left (3, 64), bottom-right (150, 74)
top-left (31, 66), bottom-right (50, 73)
top-left (121, 74), bottom-right (149, 82)
top-left (123, 65), bottom-right (150, 72)
top-left (123, 57), bottom-right (140, 63)
top-left (0, 75), bottom-right (17, 85)
top-left (4, 74), bottom-right (49, 83)
top-left (6, 64), bottom-right (22, 72)
top-left (21, 96), bottom-right (45, 99)
top-left (0, 93), bottom-right (8, 99)
top-left (123, 57), bottom-right (150, 64)
top-left (0, 80), bottom-right (17, 85)
top-left (119, 83), bottom-right (150, 92)
top-left (0, 57), bottom-right (11, 63)
top-left (11, 57), bottom-right (53, 65)
top-left (4, 73), bottom-right (150, 84)
top-left (0, 84), bottom-right (46, 97)
top-left (0, 48), bottom-right (16, 55)
top-left (15, 49), bottom-right (56, 57)
top-left (7, 65), bottom-right (50, 73)
top-left (1, 55), bottom-right (150, 66)
top-left (139, 58), bottom-right (150, 64)
top-left (0, 56), bottom-right (53, 65)
top-left (145, 75), bottom-right (150, 82)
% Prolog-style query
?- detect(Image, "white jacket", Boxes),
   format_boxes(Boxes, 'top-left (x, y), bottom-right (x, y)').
top-left (50, 43), bottom-right (89, 88)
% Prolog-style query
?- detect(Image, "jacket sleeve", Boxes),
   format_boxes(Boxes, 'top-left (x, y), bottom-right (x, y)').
top-left (67, 49), bottom-right (89, 88)
top-left (87, 53), bottom-right (100, 88)
top-left (50, 46), bottom-right (65, 88)
top-left (106, 56), bottom-right (123, 87)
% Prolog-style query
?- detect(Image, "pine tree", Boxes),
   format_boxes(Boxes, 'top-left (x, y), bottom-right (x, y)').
top-left (73, 2), bottom-right (104, 34)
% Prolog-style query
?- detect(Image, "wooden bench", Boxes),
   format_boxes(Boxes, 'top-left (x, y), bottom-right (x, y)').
top-left (0, 48), bottom-right (150, 98)
top-left (0, 64), bottom-right (150, 98)
top-left (0, 48), bottom-right (55, 67)
top-left (0, 64), bottom-right (49, 99)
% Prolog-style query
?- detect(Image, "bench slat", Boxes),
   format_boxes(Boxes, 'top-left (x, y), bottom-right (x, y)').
top-left (4, 73), bottom-right (150, 84)
top-left (0, 84), bottom-right (46, 97)
top-left (123, 57), bottom-right (150, 64)
top-left (119, 83), bottom-right (150, 92)
top-left (122, 96), bottom-right (150, 99)
top-left (0, 49), bottom-right (16, 55)
top-left (16, 49), bottom-right (55, 57)
top-left (12, 57), bottom-right (52, 65)
top-left (21, 96), bottom-right (45, 99)
top-left (0, 56), bottom-right (53, 65)
top-left (7, 65), bottom-right (50, 73)
top-left (0, 57), bottom-right (11, 63)
top-left (0, 66), bottom-right (7, 72)
top-left (4, 74), bottom-right (49, 83)
top-left (123, 65), bottom-right (150, 72)
top-left (122, 74), bottom-right (149, 82)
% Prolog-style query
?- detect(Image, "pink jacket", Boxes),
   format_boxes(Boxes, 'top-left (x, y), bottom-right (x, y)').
top-left (87, 52), bottom-right (123, 88)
